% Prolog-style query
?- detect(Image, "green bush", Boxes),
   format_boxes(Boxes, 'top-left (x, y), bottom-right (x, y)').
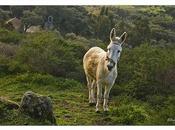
top-left (116, 43), bottom-right (175, 99)
top-left (149, 96), bottom-right (175, 125)
top-left (0, 43), bottom-right (18, 75)
top-left (0, 28), bottom-right (24, 44)
top-left (111, 103), bottom-right (149, 125)
top-left (12, 32), bottom-right (82, 79)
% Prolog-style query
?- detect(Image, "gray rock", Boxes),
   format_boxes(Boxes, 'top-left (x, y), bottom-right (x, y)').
top-left (19, 91), bottom-right (56, 124)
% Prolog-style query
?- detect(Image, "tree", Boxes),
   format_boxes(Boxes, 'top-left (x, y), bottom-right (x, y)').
top-left (130, 16), bottom-right (151, 47)
top-left (10, 6), bottom-right (34, 18)
top-left (89, 6), bottom-right (115, 42)
top-left (34, 6), bottom-right (91, 37)
top-left (21, 10), bottom-right (43, 32)
top-left (0, 9), bottom-right (10, 27)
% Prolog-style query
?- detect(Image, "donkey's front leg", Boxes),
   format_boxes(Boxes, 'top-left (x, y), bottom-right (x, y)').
top-left (96, 81), bottom-right (102, 112)
top-left (103, 85), bottom-right (112, 112)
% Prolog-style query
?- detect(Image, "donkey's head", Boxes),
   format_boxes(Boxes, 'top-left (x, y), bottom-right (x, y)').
top-left (106, 28), bottom-right (127, 71)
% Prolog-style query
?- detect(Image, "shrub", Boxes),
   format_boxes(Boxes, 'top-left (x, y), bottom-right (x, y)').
top-left (0, 42), bottom-right (18, 57)
top-left (65, 33), bottom-right (77, 40)
top-left (0, 28), bottom-right (24, 44)
top-left (115, 43), bottom-right (175, 99)
top-left (149, 96), bottom-right (175, 125)
top-left (0, 42), bottom-right (18, 75)
top-left (13, 32), bottom-right (81, 79)
top-left (111, 103), bottom-right (149, 125)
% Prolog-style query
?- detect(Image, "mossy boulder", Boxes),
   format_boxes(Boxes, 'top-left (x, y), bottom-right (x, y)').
top-left (19, 91), bottom-right (56, 125)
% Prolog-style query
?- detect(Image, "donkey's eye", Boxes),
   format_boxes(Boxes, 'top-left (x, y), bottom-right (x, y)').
top-left (118, 50), bottom-right (121, 53)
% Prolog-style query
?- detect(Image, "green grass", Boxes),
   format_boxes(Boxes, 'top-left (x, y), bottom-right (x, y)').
top-left (0, 73), bottom-right (173, 125)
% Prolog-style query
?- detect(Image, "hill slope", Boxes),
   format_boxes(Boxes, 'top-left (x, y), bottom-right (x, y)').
top-left (0, 73), bottom-right (174, 125)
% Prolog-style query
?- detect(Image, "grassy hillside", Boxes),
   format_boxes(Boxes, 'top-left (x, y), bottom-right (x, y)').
top-left (0, 73), bottom-right (149, 125)
top-left (0, 73), bottom-right (175, 125)
top-left (0, 6), bottom-right (175, 125)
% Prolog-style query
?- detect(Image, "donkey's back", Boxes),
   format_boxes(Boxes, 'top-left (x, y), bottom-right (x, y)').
top-left (83, 47), bottom-right (106, 80)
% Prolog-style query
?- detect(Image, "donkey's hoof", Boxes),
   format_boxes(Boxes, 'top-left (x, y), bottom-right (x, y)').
top-left (95, 109), bottom-right (100, 113)
top-left (103, 110), bottom-right (109, 115)
top-left (89, 102), bottom-right (96, 106)
top-left (96, 110), bottom-right (100, 113)
top-left (103, 108), bottom-right (109, 112)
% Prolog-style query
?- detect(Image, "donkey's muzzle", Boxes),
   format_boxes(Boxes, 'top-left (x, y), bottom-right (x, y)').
top-left (106, 56), bottom-right (115, 71)
top-left (107, 64), bottom-right (113, 71)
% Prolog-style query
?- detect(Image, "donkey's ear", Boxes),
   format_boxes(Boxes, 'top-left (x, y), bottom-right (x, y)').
top-left (110, 28), bottom-right (116, 41)
top-left (120, 32), bottom-right (127, 45)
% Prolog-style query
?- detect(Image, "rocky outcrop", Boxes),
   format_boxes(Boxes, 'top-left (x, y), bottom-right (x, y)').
top-left (19, 91), bottom-right (56, 124)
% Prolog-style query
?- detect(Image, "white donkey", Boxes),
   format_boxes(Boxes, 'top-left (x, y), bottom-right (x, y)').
top-left (83, 28), bottom-right (127, 112)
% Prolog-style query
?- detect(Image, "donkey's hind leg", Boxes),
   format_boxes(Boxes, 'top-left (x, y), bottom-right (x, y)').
top-left (86, 76), bottom-right (96, 106)
top-left (90, 80), bottom-right (96, 105)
